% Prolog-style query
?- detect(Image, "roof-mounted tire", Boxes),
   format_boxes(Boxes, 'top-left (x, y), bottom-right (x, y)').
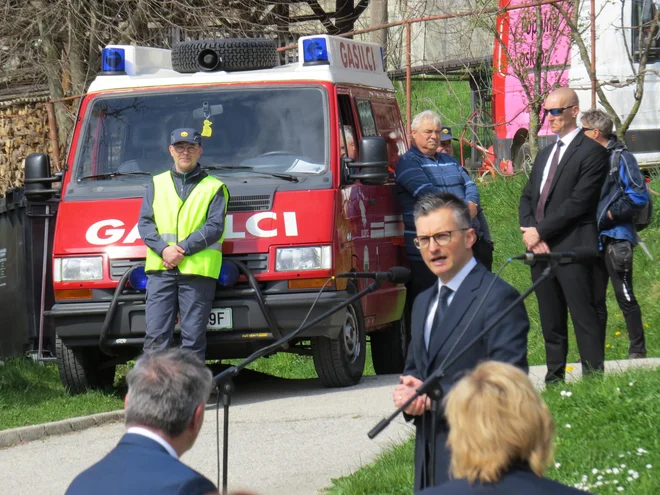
top-left (171, 38), bottom-right (279, 73)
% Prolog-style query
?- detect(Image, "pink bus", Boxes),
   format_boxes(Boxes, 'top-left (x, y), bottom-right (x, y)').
top-left (492, 0), bottom-right (660, 171)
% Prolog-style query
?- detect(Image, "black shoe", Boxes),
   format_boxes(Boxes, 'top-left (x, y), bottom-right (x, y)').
top-left (628, 352), bottom-right (647, 359)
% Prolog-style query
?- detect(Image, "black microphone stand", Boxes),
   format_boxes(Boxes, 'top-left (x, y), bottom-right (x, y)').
top-left (368, 261), bottom-right (558, 489)
top-left (213, 279), bottom-right (382, 494)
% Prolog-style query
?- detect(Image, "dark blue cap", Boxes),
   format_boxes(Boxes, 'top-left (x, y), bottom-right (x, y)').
top-left (171, 128), bottom-right (202, 145)
top-left (441, 126), bottom-right (455, 141)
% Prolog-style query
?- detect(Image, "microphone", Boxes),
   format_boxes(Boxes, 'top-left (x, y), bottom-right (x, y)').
top-left (335, 266), bottom-right (411, 284)
top-left (511, 247), bottom-right (599, 264)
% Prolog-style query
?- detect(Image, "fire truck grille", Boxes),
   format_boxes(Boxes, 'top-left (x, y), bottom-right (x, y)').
top-left (110, 253), bottom-right (268, 280)
top-left (227, 194), bottom-right (271, 212)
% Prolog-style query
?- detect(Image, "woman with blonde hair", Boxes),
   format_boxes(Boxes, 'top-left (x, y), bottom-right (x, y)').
top-left (419, 361), bottom-right (591, 494)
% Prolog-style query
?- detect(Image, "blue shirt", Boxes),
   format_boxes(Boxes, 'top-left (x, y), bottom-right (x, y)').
top-left (395, 146), bottom-right (484, 260)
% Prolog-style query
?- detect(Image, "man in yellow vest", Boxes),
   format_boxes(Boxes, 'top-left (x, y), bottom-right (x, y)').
top-left (138, 128), bottom-right (229, 361)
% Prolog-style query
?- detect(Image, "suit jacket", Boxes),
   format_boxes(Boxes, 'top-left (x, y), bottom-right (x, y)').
top-left (519, 130), bottom-right (609, 251)
top-left (65, 433), bottom-right (217, 495)
top-left (404, 262), bottom-right (529, 486)
top-left (419, 465), bottom-right (592, 494)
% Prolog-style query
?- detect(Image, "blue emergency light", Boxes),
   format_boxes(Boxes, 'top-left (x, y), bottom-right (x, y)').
top-left (101, 47), bottom-right (126, 73)
top-left (218, 261), bottom-right (239, 287)
top-left (302, 38), bottom-right (329, 66)
top-left (128, 265), bottom-right (148, 290)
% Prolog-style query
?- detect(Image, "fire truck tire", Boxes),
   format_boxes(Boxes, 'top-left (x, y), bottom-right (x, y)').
top-left (370, 312), bottom-right (409, 375)
top-left (171, 39), bottom-right (279, 73)
top-left (56, 337), bottom-right (116, 395)
top-left (312, 302), bottom-right (366, 387)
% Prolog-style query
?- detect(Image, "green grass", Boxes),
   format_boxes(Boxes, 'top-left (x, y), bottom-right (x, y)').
top-left (1, 176), bottom-right (657, 430)
top-left (327, 367), bottom-right (660, 495)
top-left (0, 358), bottom-right (124, 430)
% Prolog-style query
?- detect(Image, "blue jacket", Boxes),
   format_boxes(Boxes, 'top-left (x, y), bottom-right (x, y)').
top-left (597, 139), bottom-right (649, 248)
top-left (395, 146), bottom-right (489, 260)
top-left (65, 433), bottom-right (217, 495)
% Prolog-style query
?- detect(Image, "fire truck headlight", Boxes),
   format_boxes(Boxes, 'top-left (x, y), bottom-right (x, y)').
top-left (275, 246), bottom-right (332, 272)
top-left (55, 257), bottom-right (104, 282)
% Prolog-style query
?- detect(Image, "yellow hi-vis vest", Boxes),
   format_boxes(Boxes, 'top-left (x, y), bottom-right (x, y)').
top-left (145, 171), bottom-right (228, 278)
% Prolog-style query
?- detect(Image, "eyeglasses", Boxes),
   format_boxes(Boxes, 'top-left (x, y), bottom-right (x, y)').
top-left (413, 229), bottom-right (468, 249)
top-left (172, 144), bottom-right (200, 154)
top-left (544, 106), bottom-right (575, 116)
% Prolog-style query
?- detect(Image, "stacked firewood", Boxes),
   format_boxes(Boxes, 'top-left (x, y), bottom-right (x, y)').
top-left (0, 104), bottom-right (52, 197)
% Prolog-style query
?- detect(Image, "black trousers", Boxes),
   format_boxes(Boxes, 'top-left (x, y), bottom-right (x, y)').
top-left (593, 240), bottom-right (646, 354)
top-left (532, 261), bottom-right (605, 382)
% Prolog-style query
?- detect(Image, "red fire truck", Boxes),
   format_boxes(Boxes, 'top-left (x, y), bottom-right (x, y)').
top-left (4, 36), bottom-right (411, 392)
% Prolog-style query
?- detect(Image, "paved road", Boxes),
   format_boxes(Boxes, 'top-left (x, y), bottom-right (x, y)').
top-left (1, 373), bottom-right (412, 495)
top-left (2, 358), bottom-right (659, 495)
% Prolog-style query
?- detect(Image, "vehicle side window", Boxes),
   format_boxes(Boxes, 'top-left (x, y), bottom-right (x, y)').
top-left (338, 93), bottom-right (358, 160)
top-left (632, 0), bottom-right (660, 63)
top-left (355, 99), bottom-right (378, 136)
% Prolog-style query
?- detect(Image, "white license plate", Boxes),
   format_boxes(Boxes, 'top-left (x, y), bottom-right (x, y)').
top-left (208, 308), bottom-right (232, 330)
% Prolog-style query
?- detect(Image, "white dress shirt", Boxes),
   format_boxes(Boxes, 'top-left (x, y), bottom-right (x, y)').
top-left (539, 126), bottom-right (582, 192)
top-left (127, 426), bottom-right (179, 459)
top-left (424, 257), bottom-right (478, 349)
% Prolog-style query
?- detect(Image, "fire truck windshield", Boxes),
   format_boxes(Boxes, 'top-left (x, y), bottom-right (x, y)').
top-left (74, 86), bottom-right (328, 185)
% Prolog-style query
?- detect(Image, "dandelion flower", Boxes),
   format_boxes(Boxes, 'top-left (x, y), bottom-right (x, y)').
top-left (644, 323), bottom-right (649, 328)
top-left (616, 331), bottom-right (622, 336)
top-left (646, 464), bottom-right (652, 469)
top-left (565, 424), bottom-right (571, 428)
top-left (616, 313), bottom-right (621, 317)
top-left (629, 382), bottom-right (634, 386)
top-left (592, 468), bottom-right (599, 474)
top-left (566, 365), bottom-right (574, 372)
top-left (566, 391), bottom-right (572, 397)
top-left (606, 344), bottom-right (611, 348)
top-left (555, 462), bottom-right (561, 468)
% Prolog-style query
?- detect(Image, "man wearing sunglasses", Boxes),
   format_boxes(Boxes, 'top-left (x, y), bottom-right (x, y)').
top-left (393, 192), bottom-right (529, 491)
top-left (138, 128), bottom-right (229, 361)
top-left (519, 87), bottom-right (609, 383)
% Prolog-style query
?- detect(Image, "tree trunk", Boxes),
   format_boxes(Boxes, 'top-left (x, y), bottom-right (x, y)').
top-left (370, 0), bottom-right (388, 63)
top-left (34, 1), bottom-right (72, 149)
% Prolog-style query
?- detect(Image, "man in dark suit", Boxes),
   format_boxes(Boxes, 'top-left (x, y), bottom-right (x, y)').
top-left (519, 87), bottom-right (609, 383)
top-left (66, 348), bottom-right (217, 495)
top-left (393, 192), bottom-right (529, 491)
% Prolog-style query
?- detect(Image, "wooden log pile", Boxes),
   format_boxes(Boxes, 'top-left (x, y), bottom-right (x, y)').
top-left (0, 104), bottom-right (53, 198)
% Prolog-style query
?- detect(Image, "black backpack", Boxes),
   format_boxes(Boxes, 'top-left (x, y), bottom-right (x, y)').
top-left (610, 148), bottom-right (653, 232)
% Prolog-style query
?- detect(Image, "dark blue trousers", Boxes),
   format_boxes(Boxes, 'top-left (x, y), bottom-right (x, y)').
top-left (144, 270), bottom-right (217, 361)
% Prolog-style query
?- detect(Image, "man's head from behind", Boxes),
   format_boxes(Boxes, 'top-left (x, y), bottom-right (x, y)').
top-left (413, 192), bottom-right (476, 283)
top-left (411, 110), bottom-right (442, 157)
top-left (169, 128), bottom-right (203, 174)
top-left (445, 361), bottom-right (555, 484)
top-left (580, 108), bottom-right (614, 147)
top-left (544, 87), bottom-right (580, 138)
top-left (125, 348), bottom-right (213, 455)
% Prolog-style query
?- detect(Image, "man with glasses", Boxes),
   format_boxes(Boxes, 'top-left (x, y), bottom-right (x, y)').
top-left (393, 192), bottom-right (529, 491)
top-left (519, 88), bottom-right (609, 383)
top-left (581, 109), bottom-right (649, 359)
top-left (138, 128), bottom-right (229, 361)
top-left (396, 111), bottom-right (494, 317)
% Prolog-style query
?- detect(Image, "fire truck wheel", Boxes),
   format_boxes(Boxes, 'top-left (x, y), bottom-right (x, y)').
top-left (312, 302), bottom-right (366, 387)
top-left (171, 38), bottom-right (279, 74)
top-left (56, 337), bottom-right (116, 395)
top-left (370, 311), bottom-right (409, 375)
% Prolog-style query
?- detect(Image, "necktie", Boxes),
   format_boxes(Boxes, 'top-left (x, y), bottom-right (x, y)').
top-left (536, 140), bottom-right (564, 222)
top-left (425, 285), bottom-right (454, 350)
